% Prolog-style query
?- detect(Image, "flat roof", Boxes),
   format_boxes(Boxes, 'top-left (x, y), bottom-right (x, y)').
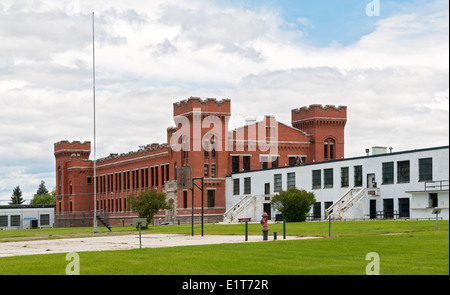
top-left (0, 204), bottom-right (56, 210)
top-left (232, 145), bottom-right (449, 175)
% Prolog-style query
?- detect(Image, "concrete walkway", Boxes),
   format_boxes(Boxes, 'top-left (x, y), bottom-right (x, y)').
top-left (0, 233), bottom-right (320, 257)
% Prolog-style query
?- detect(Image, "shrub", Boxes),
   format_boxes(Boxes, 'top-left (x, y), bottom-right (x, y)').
top-left (271, 187), bottom-right (316, 222)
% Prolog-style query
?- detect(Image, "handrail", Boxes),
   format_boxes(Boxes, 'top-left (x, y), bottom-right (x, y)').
top-left (325, 188), bottom-right (353, 217)
top-left (425, 180), bottom-right (449, 191)
top-left (223, 195), bottom-right (251, 218)
top-left (339, 188), bottom-right (366, 218)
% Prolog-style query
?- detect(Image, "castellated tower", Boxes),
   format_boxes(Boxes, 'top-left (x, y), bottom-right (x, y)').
top-left (291, 104), bottom-right (347, 162)
top-left (168, 97), bottom-right (231, 222)
top-left (170, 97), bottom-right (231, 178)
top-left (54, 141), bottom-right (93, 214)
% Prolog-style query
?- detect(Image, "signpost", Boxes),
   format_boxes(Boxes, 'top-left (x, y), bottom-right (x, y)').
top-left (431, 208), bottom-right (441, 230)
top-left (133, 218), bottom-right (147, 249)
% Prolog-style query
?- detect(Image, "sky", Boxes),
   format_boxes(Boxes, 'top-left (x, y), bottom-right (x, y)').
top-left (0, 0), bottom-right (448, 203)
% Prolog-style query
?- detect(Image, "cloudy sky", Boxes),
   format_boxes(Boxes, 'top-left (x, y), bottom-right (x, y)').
top-left (0, 0), bottom-right (448, 203)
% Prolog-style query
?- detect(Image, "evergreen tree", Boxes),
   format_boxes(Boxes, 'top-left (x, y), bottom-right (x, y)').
top-left (36, 180), bottom-right (48, 195)
top-left (31, 188), bottom-right (56, 205)
top-left (10, 185), bottom-right (25, 205)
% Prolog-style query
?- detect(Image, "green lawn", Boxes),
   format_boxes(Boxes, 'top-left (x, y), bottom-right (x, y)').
top-left (1, 219), bottom-right (445, 240)
top-left (0, 220), bottom-right (448, 275)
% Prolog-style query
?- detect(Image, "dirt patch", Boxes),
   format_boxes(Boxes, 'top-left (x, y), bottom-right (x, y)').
top-left (0, 234), bottom-right (321, 257)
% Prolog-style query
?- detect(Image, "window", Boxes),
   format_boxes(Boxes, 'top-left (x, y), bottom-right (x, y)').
top-left (204, 139), bottom-right (209, 158)
top-left (233, 179), bottom-right (240, 195)
top-left (324, 138), bottom-right (336, 160)
top-left (166, 165), bottom-right (169, 181)
top-left (211, 136), bottom-right (217, 159)
top-left (232, 156), bottom-right (240, 173)
top-left (354, 166), bottom-right (363, 187)
top-left (428, 193), bottom-right (438, 208)
top-left (40, 214), bottom-right (50, 226)
top-left (419, 158), bottom-right (432, 182)
top-left (142, 168), bottom-right (146, 189)
top-left (271, 156), bottom-right (279, 168)
top-left (144, 168), bottom-right (148, 188)
top-left (204, 164), bottom-right (209, 177)
top-left (382, 162), bottom-right (394, 184)
top-left (207, 190), bottom-right (215, 207)
top-left (274, 174), bottom-right (282, 192)
top-left (398, 198), bottom-right (410, 218)
top-left (211, 164), bottom-right (216, 178)
top-left (243, 156), bottom-right (250, 171)
top-left (10, 215), bottom-right (20, 227)
top-left (126, 171), bottom-right (130, 190)
top-left (341, 167), bottom-right (349, 187)
top-left (244, 177), bottom-right (251, 194)
top-left (150, 168), bottom-right (154, 187)
top-left (312, 170), bottom-right (321, 189)
top-left (397, 161), bottom-right (410, 183)
top-left (182, 135), bottom-right (189, 164)
top-left (260, 155), bottom-right (268, 169)
top-left (183, 191), bottom-right (188, 208)
top-left (324, 201), bottom-right (333, 213)
top-left (266, 126), bottom-right (275, 138)
top-left (0, 216), bottom-right (7, 227)
top-left (313, 202), bottom-right (321, 219)
top-left (324, 168), bottom-right (333, 188)
top-left (289, 157), bottom-right (296, 166)
top-left (117, 172), bottom-right (122, 191)
top-left (287, 172), bottom-right (296, 189)
top-left (289, 156), bottom-right (305, 166)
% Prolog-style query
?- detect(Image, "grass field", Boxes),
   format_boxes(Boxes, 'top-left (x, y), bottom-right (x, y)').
top-left (0, 220), bottom-right (448, 275)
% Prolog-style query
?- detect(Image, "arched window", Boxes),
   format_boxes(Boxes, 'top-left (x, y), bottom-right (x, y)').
top-left (182, 135), bottom-right (189, 164)
top-left (324, 138), bottom-right (336, 160)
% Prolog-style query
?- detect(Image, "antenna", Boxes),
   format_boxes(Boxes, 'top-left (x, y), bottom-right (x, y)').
top-left (92, 11), bottom-right (98, 233)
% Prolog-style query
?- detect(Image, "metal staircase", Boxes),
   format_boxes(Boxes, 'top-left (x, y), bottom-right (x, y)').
top-left (325, 187), bottom-right (366, 220)
top-left (223, 195), bottom-right (256, 223)
top-left (96, 216), bottom-right (112, 231)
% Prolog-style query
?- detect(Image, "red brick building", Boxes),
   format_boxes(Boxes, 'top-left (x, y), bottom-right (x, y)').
top-left (54, 97), bottom-right (346, 227)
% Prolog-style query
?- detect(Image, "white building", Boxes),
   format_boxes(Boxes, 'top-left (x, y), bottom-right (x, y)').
top-left (225, 146), bottom-right (449, 222)
top-left (0, 205), bottom-right (56, 230)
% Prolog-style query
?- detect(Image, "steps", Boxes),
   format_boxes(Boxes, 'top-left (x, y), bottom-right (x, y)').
top-left (96, 216), bottom-right (112, 231)
top-left (325, 187), bottom-right (366, 220)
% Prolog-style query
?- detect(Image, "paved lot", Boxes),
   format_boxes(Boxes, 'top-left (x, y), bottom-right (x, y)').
top-left (0, 234), bottom-right (319, 257)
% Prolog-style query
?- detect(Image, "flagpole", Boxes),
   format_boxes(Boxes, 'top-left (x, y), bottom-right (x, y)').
top-left (92, 11), bottom-right (98, 233)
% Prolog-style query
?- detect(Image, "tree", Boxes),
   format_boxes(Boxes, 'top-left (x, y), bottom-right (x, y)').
top-left (31, 188), bottom-right (56, 205)
top-left (127, 189), bottom-right (172, 225)
top-left (36, 180), bottom-right (49, 195)
top-left (10, 185), bottom-right (25, 205)
top-left (271, 187), bottom-right (316, 222)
